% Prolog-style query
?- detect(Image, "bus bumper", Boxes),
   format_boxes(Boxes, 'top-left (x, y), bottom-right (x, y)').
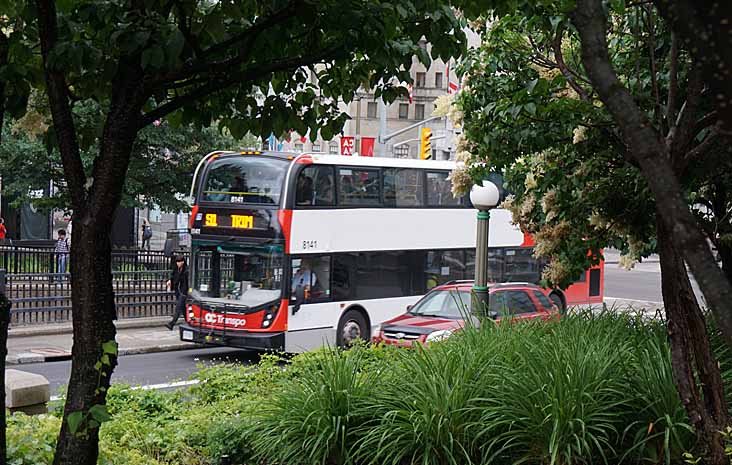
top-left (179, 324), bottom-right (285, 351)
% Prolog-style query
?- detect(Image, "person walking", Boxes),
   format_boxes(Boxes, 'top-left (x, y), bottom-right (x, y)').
top-left (54, 229), bottom-right (70, 283)
top-left (165, 255), bottom-right (188, 330)
top-left (0, 218), bottom-right (6, 241)
top-left (141, 219), bottom-right (153, 250)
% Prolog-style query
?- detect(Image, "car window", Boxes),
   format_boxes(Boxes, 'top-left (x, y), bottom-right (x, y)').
top-left (409, 290), bottom-right (471, 319)
top-left (490, 290), bottom-right (537, 315)
top-left (532, 290), bottom-right (554, 310)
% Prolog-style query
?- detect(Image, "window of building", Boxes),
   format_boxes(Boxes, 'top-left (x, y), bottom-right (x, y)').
top-left (394, 145), bottom-right (410, 158)
top-left (367, 102), bottom-right (377, 118)
top-left (398, 103), bottom-right (409, 119)
top-left (415, 104), bottom-right (425, 121)
top-left (312, 143), bottom-right (321, 152)
top-left (338, 168), bottom-right (380, 206)
top-left (435, 72), bottom-right (443, 89)
top-left (416, 72), bottom-right (426, 88)
top-left (383, 168), bottom-right (424, 207)
top-left (291, 256), bottom-right (330, 302)
top-left (296, 165), bottom-right (334, 207)
top-left (426, 171), bottom-right (461, 206)
top-left (329, 143), bottom-right (338, 154)
top-left (295, 143), bottom-right (304, 152)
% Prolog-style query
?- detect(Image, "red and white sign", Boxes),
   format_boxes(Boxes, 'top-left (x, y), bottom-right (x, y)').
top-left (340, 136), bottom-right (355, 156)
top-left (360, 137), bottom-right (375, 157)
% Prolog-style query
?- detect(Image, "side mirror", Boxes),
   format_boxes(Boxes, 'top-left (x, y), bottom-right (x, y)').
top-left (406, 304), bottom-right (413, 312)
top-left (292, 285), bottom-right (306, 314)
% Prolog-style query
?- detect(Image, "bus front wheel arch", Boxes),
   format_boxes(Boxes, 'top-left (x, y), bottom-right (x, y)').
top-left (549, 291), bottom-right (567, 314)
top-left (336, 307), bottom-right (371, 348)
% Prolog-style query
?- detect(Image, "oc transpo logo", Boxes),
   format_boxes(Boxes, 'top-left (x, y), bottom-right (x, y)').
top-left (204, 312), bottom-right (246, 328)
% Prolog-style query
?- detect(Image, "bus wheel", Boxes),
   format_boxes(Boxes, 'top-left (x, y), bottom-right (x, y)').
top-left (549, 292), bottom-right (566, 314)
top-left (337, 310), bottom-right (368, 348)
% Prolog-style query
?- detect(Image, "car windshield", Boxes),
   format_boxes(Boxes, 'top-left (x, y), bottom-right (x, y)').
top-left (191, 241), bottom-right (284, 308)
top-left (202, 156), bottom-right (289, 204)
top-left (408, 290), bottom-right (472, 319)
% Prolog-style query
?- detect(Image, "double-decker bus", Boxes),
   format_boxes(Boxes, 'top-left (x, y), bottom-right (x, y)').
top-left (179, 151), bottom-right (604, 352)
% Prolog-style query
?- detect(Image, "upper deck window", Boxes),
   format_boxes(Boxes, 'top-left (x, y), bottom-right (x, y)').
top-left (202, 157), bottom-right (288, 205)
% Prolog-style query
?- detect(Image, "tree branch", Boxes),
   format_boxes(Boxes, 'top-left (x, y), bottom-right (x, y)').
top-left (139, 45), bottom-right (346, 129)
top-left (0, 31), bottom-right (8, 146)
top-left (146, 0), bottom-right (302, 89)
top-left (35, 0), bottom-right (87, 208)
top-left (552, 28), bottom-right (591, 102)
top-left (643, 4), bottom-right (663, 130)
top-left (666, 32), bottom-right (678, 129)
top-left (684, 127), bottom-right (719, 165)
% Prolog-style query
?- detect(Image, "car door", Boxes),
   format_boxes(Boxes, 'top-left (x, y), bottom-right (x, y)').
top-left (501, 289), bottom-right (542, 322)
top-left (531, 290), bottom-right (560, 321)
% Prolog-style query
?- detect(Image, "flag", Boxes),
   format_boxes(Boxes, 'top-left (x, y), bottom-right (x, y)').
top-left (446, 61), bottom-right (458, 94)
top-left (360, 137), bottom-right (375, 157)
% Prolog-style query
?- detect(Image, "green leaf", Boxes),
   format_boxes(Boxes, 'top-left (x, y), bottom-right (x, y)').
top-left (67, 411), bottom-right (84, 434)
top-left (89, 404), bottom-right (112, 424)
top-left (102, 340), bottom-right (118, 356)
top-left (525, 102), bottom-right (537, 116)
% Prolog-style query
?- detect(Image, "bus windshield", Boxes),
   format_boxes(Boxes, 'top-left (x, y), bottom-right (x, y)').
top-left (191, 242), bottom-right (284, 308)
top-left (202, 156), bottom-right (289, 204)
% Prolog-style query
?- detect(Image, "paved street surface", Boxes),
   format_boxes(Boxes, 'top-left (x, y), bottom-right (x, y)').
top-left (20, 346), bottom-right (260, 393)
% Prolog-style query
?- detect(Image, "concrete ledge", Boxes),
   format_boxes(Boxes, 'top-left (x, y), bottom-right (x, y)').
top-left (6, 353), bottom-right (46, 364)
top-left (6, 369), bottom-right (50, 408)
top-left (119, 342), bottom-right (203, 356)
top-left (9, 316), bottom-right (170, 338)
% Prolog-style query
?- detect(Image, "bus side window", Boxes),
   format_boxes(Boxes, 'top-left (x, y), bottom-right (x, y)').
top-left (383, 168), bottom-right (424, 207)
top-left (297, 165), bottom-right (334, 207)
top-left (291, 256), bottom-right (331, 302)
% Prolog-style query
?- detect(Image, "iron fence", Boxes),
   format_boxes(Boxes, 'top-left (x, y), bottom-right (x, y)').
top-left (2, 247), bottom-right (181, 325)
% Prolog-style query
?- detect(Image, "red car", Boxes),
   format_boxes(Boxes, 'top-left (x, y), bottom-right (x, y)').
top-left (372, 281), bottom-right (559, 347)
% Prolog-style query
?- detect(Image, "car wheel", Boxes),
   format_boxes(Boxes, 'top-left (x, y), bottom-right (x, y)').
top-left (336, 309), bottom-right (368, 348)
top-left (549, 292), bottom-right (566, 314)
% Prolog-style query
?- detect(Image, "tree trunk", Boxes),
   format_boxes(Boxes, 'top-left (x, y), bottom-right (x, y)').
top-left (0, 278), bottom-right (11, 465)
top-left (52, 220), bottom-right (118, 465)
top-left (657, 217), bottom-right (728, 464)
top-left (717, 241), bottom-right (732, 286)
top-left (572, 0), bottom-right (732, 346)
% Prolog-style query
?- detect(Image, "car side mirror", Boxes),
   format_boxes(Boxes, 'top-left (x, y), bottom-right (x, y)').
top-left (292, 285), bottom-right (306, 314)
top-left (406, 304), bottom-right (413, 311)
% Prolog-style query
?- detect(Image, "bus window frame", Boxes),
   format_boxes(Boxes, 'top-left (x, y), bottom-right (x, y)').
top-left (336, 166), bottom-right (383, 207)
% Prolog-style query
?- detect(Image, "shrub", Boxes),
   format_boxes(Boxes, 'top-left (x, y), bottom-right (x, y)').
top-left (247, 346), bottom-right (384, 465)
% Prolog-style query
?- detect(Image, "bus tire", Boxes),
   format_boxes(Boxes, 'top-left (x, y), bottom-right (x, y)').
top-left (549, 291), bottom-right (566, 314)
top-left (336, 309), bottom-right (369, 348)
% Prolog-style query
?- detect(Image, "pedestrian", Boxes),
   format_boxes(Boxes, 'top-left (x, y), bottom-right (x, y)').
top-left (141, 219), bottom-right (152, 250)
top-left (165, 255), bottom-right (188, 330)
top-left (54, 229), bottom-right (70, 283)
top-left (0, 218), bottom-right (6, 241)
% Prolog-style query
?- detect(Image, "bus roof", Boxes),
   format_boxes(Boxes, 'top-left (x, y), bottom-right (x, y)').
top-left (208, 151), bottom-right (459, 171)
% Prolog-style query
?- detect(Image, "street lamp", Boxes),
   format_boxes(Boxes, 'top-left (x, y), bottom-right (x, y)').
top-left (470, 180), bottom-right (501, 315)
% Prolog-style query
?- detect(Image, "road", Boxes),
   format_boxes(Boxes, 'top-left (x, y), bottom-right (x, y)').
top-left (24, 262), bottom-right (676, 392)
top-left (604, 260), bottom-right (704, 307)
top-left (21, 346), bottom-right (260, 393)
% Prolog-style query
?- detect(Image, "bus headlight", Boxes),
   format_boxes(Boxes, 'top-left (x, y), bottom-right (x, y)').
top-left (426, 330), bottom-right (453, 343)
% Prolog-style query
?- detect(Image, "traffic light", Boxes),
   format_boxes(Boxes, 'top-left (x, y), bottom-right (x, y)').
top-left (419, 128), bottom-right (432, 160)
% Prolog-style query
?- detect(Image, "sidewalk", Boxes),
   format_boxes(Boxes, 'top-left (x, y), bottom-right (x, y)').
top-left (7, 317), bottom-right (199, 364)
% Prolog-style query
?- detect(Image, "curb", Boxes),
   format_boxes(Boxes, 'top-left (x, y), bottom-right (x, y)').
top-left (9, 316), bottom-right (170, 338)
top-left (6, 341), bottom-right (203, 365)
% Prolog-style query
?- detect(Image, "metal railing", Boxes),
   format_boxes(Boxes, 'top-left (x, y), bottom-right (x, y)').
top-left (2, 247), bottom-right (180, 325)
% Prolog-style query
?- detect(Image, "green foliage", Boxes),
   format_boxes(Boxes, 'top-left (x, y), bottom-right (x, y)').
top-left (9, 311), bottom-right (722, 465)
top-left (0, 114), bottom-right (247, 213)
